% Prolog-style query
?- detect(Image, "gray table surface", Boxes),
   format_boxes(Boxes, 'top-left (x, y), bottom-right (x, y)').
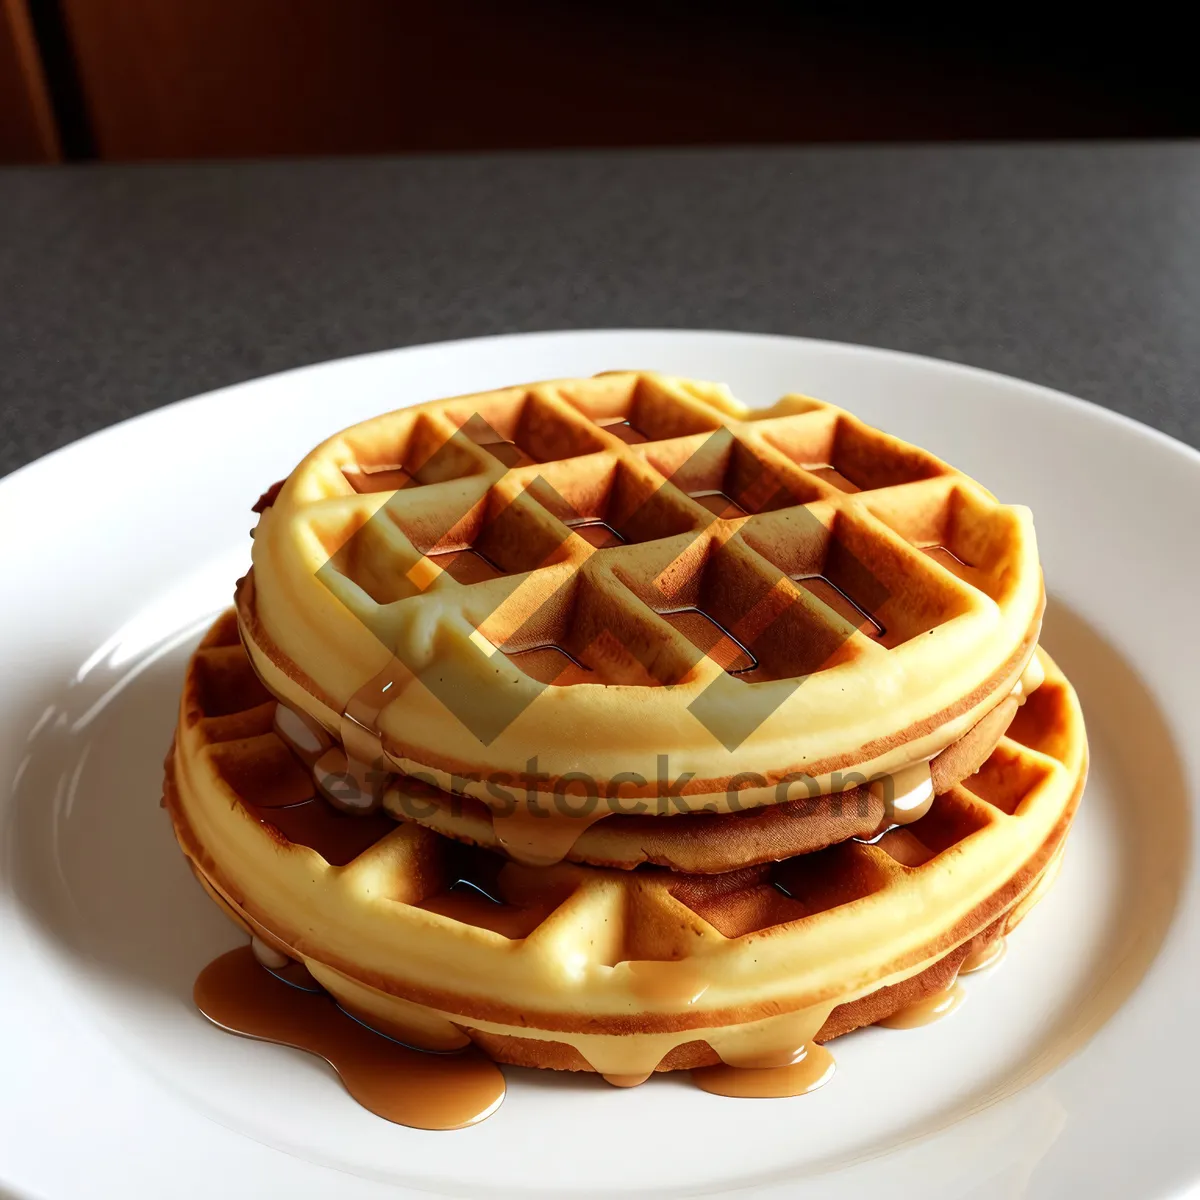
top-left (1, 142), bottom-right (1198, 478)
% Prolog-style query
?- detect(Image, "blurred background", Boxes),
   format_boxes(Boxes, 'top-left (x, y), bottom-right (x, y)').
top-left (3, 0), bottom-right (1198, 163)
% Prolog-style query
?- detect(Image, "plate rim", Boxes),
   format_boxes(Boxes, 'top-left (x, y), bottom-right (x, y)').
top-left (5, 328), bottom-right (1198, 496)
top-left (2, 328), bottom-right (1198, 1200)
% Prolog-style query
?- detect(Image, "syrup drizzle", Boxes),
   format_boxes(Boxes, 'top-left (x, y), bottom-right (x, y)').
top-left (1011, 654), bottom-right (1046, 704)
top-left (624, 959), bottom-right (711, 1007)
top-left (693, 1043), bottom-right (836, 1098)
top-left (490, 802), bottom-right (611, 867)
top-left (960, 936), bottom-right (1007, 975)
top-left (878, 980), bottom-right (964, 1029)
top-left (313, 746), bottom-right (387, 814)
top-left (211, 666), bottom-right (1020, 1115)
top-left (277, 671), bottom-right (611, 869)
top-left (870, 761), bottom-right (935, 828)
top-left (195, 925), bottom-right (982, 1115)
top-left (272, 704), bottom-right (332, 764)
top-left (706, 1004), bottom-right (835, 1069)
top-left (316, 664), bottom-right (408, 815)
top-left (260, 677), bottom-right (973, 1111)
top-left (195, 948), bottom-right (505, 1130)
top-left (341, 665), bottom-right (403, 767)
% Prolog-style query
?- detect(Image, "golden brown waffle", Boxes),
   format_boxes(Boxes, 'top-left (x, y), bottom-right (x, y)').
top-left (379, 684), bottom-right (1027, 872)
top-left (166, 613), bottom-right (1085, 1080)
top-left (241, 373), bottom-right (1045, 842)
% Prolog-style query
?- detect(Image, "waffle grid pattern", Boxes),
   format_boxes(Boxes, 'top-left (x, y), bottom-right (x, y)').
top-left (301, 374), bottom-right (1015, 695)
top-left (178, 615), bottom-right (1082, 1021)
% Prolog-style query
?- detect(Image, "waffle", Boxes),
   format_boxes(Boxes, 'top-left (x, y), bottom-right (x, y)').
top-left (165, 613), bottom-right (1085, 1080)
top-left (240, 372), bottom-right (1045, 854)
top-left (378, 680), bottom-right (1031, 872)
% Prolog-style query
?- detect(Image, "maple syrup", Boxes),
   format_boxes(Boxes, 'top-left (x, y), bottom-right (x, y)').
top-left (960, 936), bottom-right (1007, 974)
top-left (692, 1043), bottom-right (836, 1098)
top-left (878, 981), bottom-right (964, 1029)
top-left (870, 761), bottom-right (935, 827)
top-left (624, 959), bottom-right (710, 1007)
top-left (195, 948), bottom-right (505, 1130)
top-left (490, 801), bottom-right (610, 867)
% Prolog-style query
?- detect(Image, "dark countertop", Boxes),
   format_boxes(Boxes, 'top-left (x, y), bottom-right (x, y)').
top-left (2, 143), bottom-right (1198, 477)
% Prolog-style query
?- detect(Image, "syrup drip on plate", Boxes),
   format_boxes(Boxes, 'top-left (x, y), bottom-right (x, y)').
top-left (195, 947), bottom-right (505, 1129)
top-left (878, 980), bottom-right (965, 1029)
top-left (692, 1043), bottom-right (836, 1098)
top-left (960, 936), bottom-right (1007, 974)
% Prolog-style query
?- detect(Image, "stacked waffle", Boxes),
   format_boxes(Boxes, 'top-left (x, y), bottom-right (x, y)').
top-left (165, 372), bottom-right (1087, 1088)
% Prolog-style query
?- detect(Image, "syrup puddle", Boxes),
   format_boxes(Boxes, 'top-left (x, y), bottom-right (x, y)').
top-left (195, 948), bottom-right (505, 1129)
top-left (194, 941), bottom-right (988, 1116)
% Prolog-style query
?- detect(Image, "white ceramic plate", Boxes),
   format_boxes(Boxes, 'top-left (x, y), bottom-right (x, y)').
top-left (1, 330), bottom-right (1197, 1200)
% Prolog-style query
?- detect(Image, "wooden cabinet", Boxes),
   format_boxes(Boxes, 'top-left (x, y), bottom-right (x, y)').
top-left (0, 0), bottom-right (59, 162)
top-left (3, 3), bottom-right (1195, 163)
